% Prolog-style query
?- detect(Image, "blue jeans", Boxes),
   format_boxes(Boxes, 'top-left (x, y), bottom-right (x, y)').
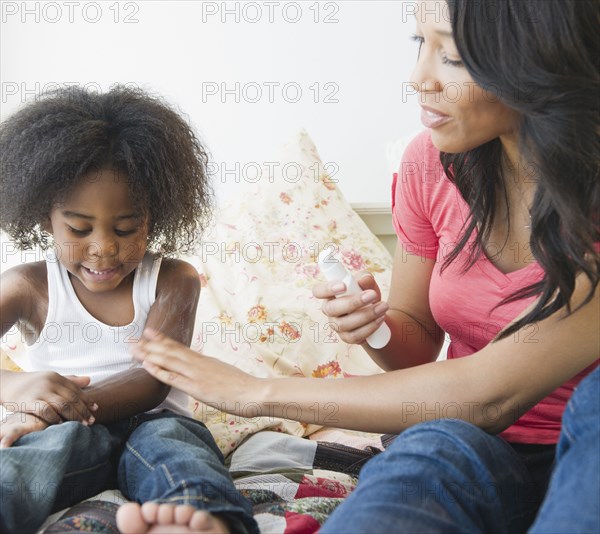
top-left (322, 365), bottom-right (600, 534)
top-left (529, 364), bottom-right (600, 533)
top-left (0, 412), bottom-right (258, 534)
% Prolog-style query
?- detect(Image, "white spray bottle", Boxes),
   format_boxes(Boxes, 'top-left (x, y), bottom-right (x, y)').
top-left (317, 246), bottom-right (391, 349)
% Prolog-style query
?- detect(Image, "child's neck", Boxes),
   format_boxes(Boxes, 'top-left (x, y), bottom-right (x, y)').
top-left (69, 270), bottom-right (136, 326)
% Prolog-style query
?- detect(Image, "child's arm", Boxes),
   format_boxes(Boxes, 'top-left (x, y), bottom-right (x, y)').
top-left (1, 264), bottom-right (96, 425)
top-left (83, 259), bottom-right (200, 424)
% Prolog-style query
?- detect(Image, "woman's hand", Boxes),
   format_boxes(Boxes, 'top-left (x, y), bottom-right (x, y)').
top-left (131, 329), bottom-right (262, 415)
top-left (312, 273), bottom-right (389, 345)
top-left (0, 371), bottom-right (97, 425)
top-left (0, 411), bottom-right (49, 448)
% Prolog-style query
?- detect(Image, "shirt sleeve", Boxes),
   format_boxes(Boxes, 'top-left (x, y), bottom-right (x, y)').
top-left (391, 131), bottom-right (439, 259)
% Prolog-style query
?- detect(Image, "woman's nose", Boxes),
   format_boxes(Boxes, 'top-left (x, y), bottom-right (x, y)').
top-left (409, 52), bottom-right (442, 98)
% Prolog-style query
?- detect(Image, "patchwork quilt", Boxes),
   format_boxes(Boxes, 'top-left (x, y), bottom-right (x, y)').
top-left (41, 430), bottom-right (397, 533)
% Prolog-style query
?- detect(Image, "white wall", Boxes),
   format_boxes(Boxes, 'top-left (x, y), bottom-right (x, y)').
top-left (1, 0), bottom-right (424, 204)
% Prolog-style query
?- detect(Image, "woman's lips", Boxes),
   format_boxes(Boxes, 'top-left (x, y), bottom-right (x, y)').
top-left (420, 106), bottom-right (452, 129)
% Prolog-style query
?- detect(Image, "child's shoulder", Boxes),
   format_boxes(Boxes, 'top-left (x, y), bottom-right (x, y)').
top-left (156, 257), bottom-right (201, 297)
top-left (158, 257), bottom-right (199, 278)
top-left (0, 261), bottom-right (48, 323)
top-left (1, 260), bottom-right (47, 289)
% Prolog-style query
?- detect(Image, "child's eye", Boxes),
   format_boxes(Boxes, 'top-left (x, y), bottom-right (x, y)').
top-left (115, 229), bottom-right (137, 237)
top-left (67, 226), bottom-right (90, 236)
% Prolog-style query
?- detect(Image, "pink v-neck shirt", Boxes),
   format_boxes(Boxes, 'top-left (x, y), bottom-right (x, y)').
top-left (392, 130), bottom-right (596, 444)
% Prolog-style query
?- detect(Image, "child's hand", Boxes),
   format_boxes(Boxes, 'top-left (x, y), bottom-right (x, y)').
top-left (131, 329), bottom-right (261, 414)
top-left (0, 411), bottom-right (49, 448)
top-left (312, 273), bottom-right (389, 345)
top-left (1, 371), bottom-right (97, 425)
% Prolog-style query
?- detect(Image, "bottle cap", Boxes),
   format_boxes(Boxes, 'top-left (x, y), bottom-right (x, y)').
top-left (318, 246), bottom-right (348, 282)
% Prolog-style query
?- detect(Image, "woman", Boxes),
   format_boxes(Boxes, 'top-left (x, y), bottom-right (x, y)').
top-left (130, 0), bottom-right (599, 531)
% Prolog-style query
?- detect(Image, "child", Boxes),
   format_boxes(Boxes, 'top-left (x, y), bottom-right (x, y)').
top-left (0, 86), bottom-right (258, 534)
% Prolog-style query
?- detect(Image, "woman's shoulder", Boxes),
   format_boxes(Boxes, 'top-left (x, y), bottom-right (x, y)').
top-left (394, 130), bottom-right (453, 205)
top-left (402, 129), bottom-right (442, 165)
top-left (398, 130), bottom-right (447, 187)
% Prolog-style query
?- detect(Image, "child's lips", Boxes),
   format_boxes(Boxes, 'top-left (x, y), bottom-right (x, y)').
top-left (82, 265), bottom-right (120, 281)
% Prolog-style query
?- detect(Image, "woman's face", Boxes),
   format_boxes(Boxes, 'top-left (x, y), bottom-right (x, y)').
top-left (410, 0), bottom-right (520, 153)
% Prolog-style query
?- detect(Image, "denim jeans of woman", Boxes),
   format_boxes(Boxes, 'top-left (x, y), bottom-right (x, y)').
top-left (321, 365), bottom-right (600, 534)
top-left (0, 412), bottom-right (258, 534)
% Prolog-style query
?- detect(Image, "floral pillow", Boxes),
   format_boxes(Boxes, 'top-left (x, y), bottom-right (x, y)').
top-left (182, 130), bottom-right (393, 454)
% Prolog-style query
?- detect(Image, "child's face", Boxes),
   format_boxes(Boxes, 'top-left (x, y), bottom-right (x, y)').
top-left (410, 0), bottom-right (521, 154)
top-left (45, 168), bottom-right (150, 293)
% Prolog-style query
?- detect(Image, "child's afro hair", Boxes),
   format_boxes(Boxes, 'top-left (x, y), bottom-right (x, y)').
top-left (0, 85), bottom-right (213, 254)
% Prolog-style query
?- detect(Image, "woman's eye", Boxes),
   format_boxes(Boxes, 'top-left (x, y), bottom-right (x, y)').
top-left (410, 33), bottom-right (464, 68)
top-left (410, 34), bottom-right (424, 57)
top-left (441, 53), bottom-right (464, 67)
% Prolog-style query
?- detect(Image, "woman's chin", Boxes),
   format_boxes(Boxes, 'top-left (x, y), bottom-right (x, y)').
top-left (429, 130), bottom-right (486, 154)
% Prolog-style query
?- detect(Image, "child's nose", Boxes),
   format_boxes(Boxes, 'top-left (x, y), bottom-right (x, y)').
top-left (92, 233), bottom-right (119, 258)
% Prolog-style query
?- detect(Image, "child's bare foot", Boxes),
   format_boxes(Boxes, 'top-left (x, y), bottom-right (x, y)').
top-left (116, 502), bottom-right (230, 533)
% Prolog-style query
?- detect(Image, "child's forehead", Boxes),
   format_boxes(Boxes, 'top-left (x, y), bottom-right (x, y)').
top-left (75, 166), bottom-right (131, 187)
top-left (56, 168), bottom-right (141, 211)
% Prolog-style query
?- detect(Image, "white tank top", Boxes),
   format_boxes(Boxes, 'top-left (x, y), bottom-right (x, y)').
top-left (25, 248), bottom-right (190, 416)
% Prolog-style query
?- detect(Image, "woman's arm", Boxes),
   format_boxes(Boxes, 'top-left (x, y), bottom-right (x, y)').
top-left (84, 259), bottom-right (200, 424)
top-left (134, 270), bottom-right (598, 435)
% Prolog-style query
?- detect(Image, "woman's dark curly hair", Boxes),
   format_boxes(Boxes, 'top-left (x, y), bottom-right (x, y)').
top-left (441, 0), bottom-right (599, 339)
top-left (0, 85), bottom-right (213, 255)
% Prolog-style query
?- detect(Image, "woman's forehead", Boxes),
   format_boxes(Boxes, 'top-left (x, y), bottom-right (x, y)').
top-left (413, 0), bottom-right (452, 29)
